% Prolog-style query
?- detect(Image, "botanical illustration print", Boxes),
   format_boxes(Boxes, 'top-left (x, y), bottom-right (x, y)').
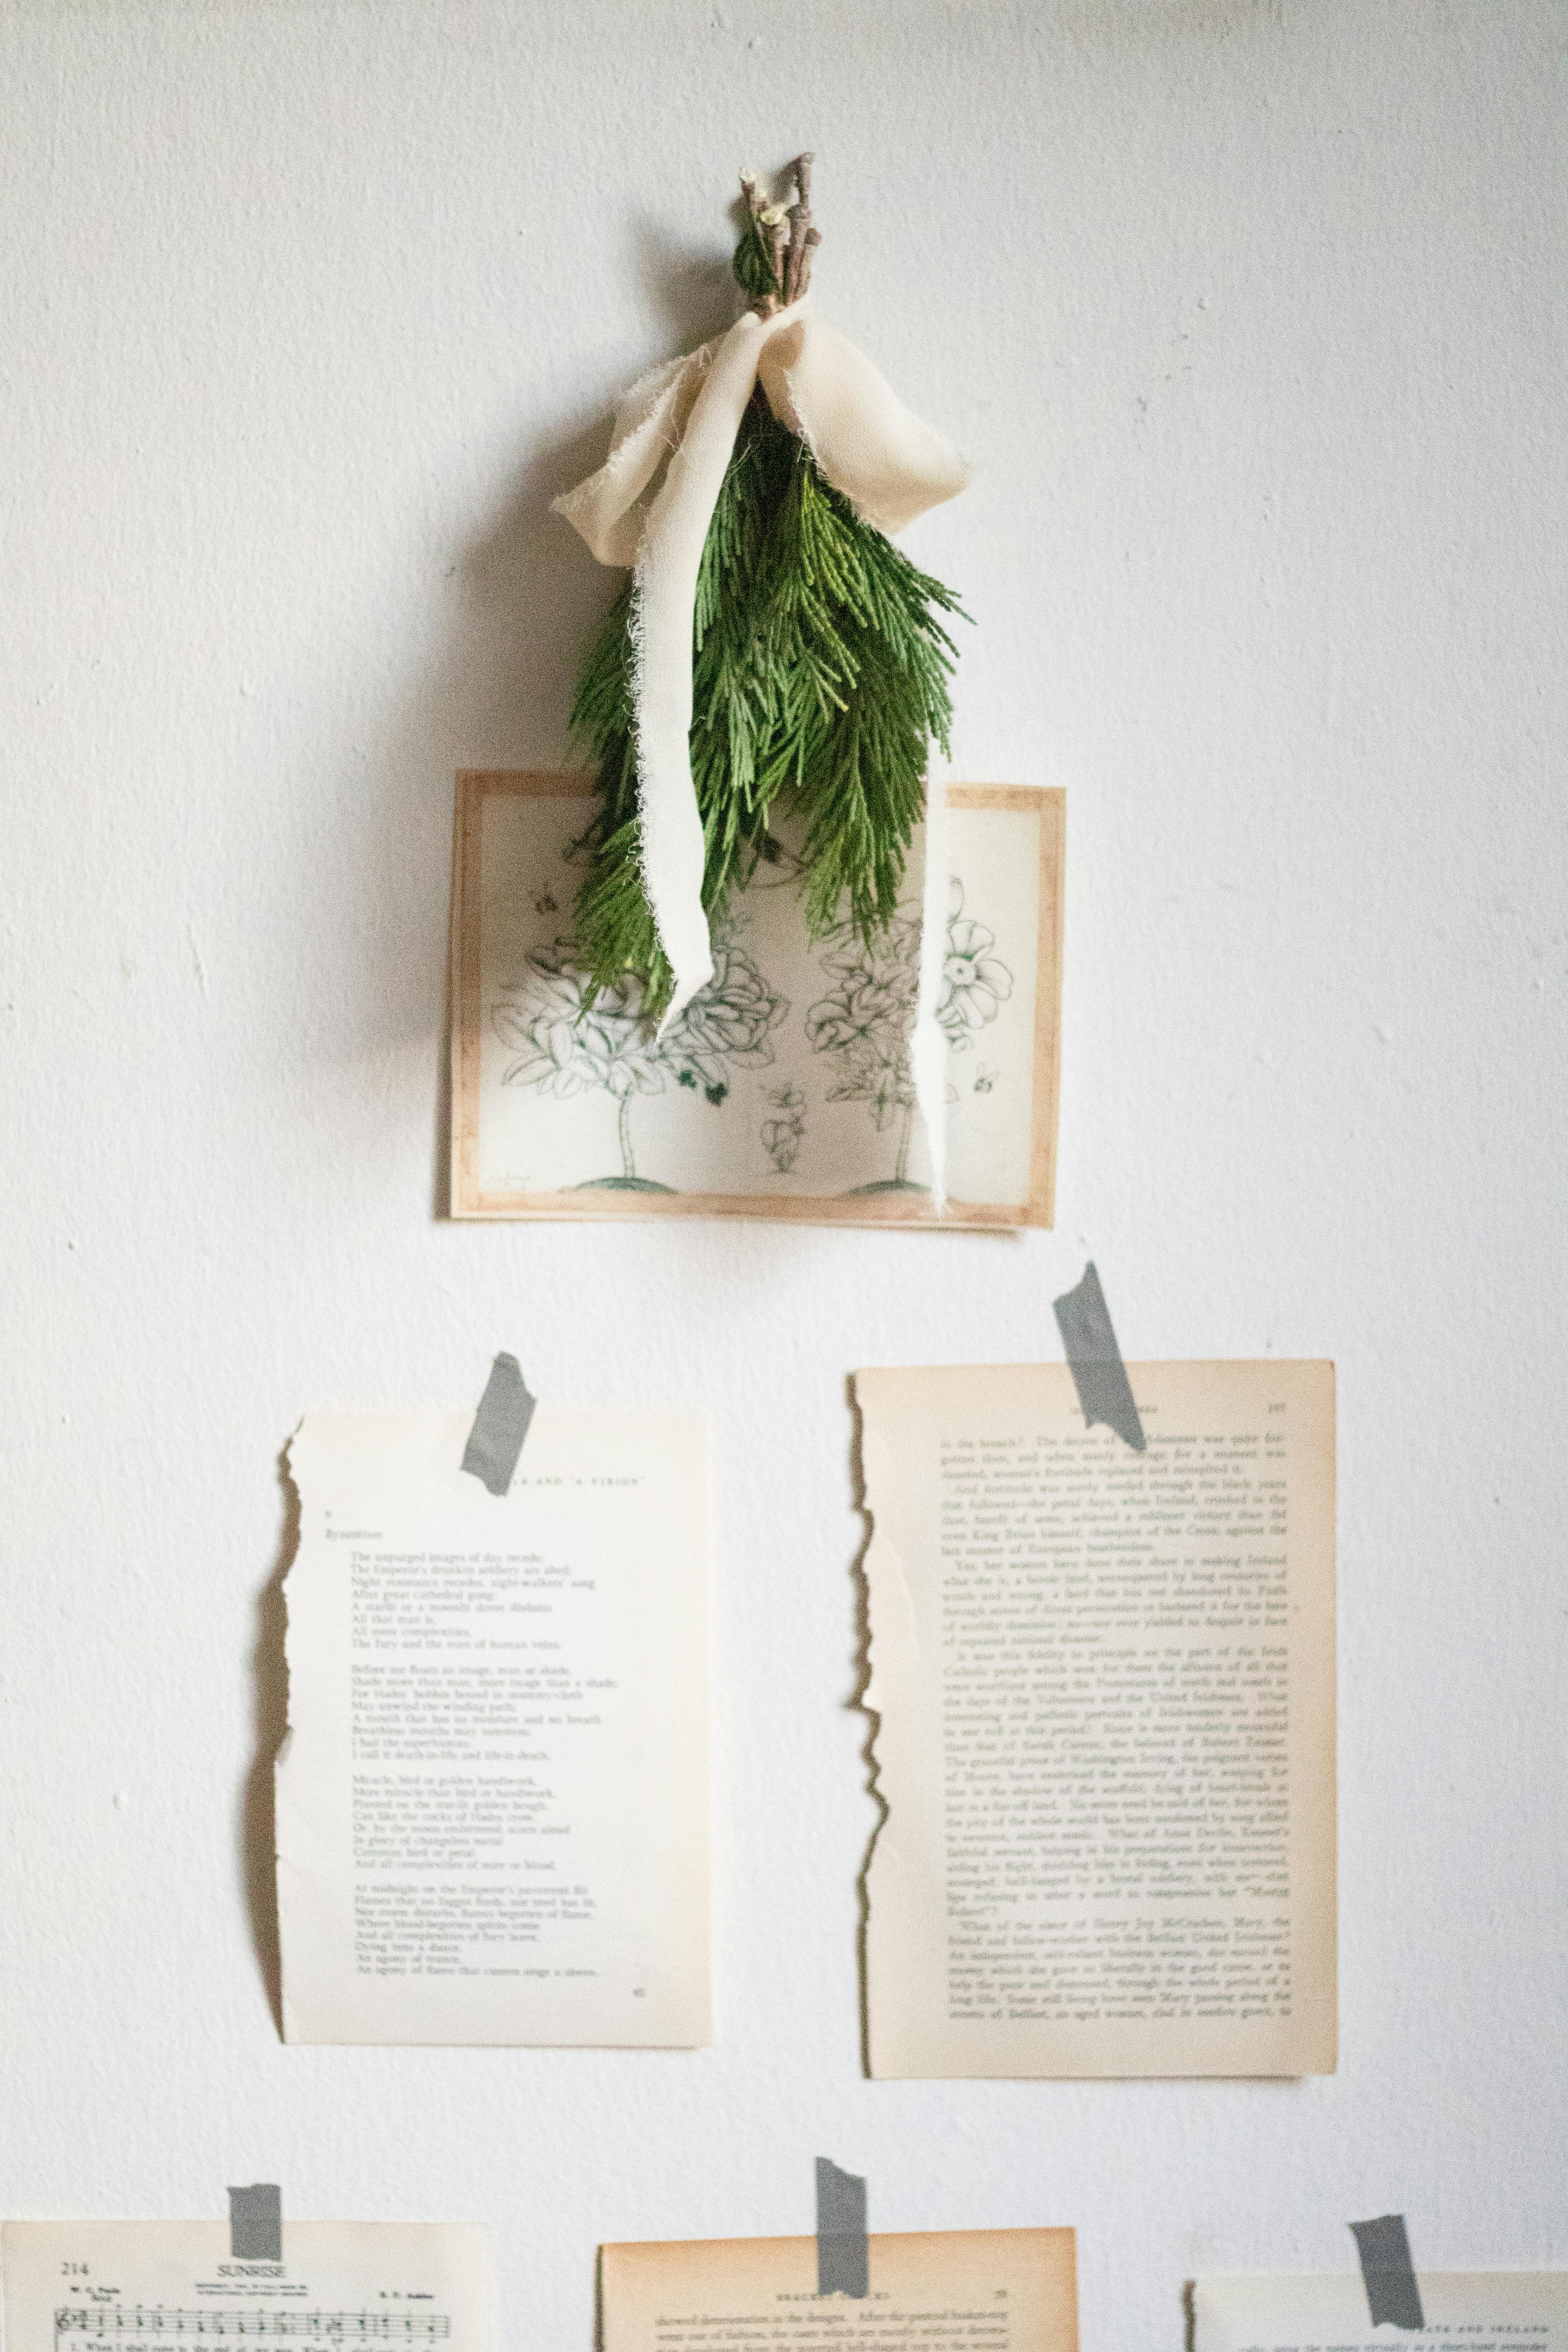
top-left (492, 927), bottom-right (787, 1191)
top-left (488, 854), bottom-right (1012, 1198)
top-left (804, 878), bottom-right (1013, 1193)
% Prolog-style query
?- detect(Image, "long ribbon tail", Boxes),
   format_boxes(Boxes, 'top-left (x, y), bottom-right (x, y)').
top-left (554, 304), bottom-right (970, 1024)
top-left (910, 766), bottom-right (952, 1214)
top-left (631, 312), bottom-right (774, 1024)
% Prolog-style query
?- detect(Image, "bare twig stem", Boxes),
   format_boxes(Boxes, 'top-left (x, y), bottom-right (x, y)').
top-left (784, 151), bottom-right (815, 304)
top-left (742, 158), bottom-right (822, 316)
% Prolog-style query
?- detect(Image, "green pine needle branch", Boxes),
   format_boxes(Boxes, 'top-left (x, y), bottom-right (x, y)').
top-left (566, 172), bottom-right (968, 1023)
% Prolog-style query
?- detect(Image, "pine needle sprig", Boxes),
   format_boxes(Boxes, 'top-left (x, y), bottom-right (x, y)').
top-left (566, 161), bottom-right (967, 1022)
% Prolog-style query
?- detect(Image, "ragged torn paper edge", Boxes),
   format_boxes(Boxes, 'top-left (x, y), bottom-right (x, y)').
top-left (270, 1425), bottom-right (308, 2044)
top-left (848, 1372), bottom-right (895, 2080)
top-left (910, 764), bottom-right (953, 1214)
top-left (270, 1366), bottom-right (534, 2039)
top-left (241, 1429), bottom-right (303, 2042)
top-left (846, 1359), bottom-right (1340, 2084)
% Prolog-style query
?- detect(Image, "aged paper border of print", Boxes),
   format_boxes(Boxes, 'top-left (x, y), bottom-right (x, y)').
top-left (448, 772), bottom-right (1063, 1228)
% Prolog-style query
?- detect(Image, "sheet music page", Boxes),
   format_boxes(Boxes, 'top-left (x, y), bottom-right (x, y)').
top-left (1193, 2272), bottom-right (1568, 2352)
top-left (276, 1404), bottom-right (711, 2046)
top-left (858, 1359), bottom-right (1336, 2078)
top-left (0, 2221), bottom-right (496, 2352)
top-left (601, 2228), bottom-right (1077, 2352)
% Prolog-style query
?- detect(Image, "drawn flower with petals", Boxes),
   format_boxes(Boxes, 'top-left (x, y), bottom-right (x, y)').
top-left (671, 938), bottom-right (788, 1095)
top-left (806, 910), bottom-right (920, 1154)
top-left (805, 878), bottom-right (1014, 1185)
top-left (493, 953), bottom-right (658, 1098)
top-left (937, 878), bottom-right (1012, 1052)
top-left (491, 924), bottom-right (787, 1184)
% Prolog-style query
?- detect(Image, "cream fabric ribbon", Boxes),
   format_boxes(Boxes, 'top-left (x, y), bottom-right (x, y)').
top-left (553, 297), bottom-right (971, 1024)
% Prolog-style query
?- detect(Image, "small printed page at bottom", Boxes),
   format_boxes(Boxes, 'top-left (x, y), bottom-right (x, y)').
top-left (0, 2220), bottom-right (496, 2352)
top-left (601, 2228), bottom-right (1077, 2352)
top-left (1194, 2272), bottom-right (1568, 2352)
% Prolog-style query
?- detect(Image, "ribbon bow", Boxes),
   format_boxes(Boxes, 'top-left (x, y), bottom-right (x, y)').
top-left (554, 296), bottom-right (970, 1023)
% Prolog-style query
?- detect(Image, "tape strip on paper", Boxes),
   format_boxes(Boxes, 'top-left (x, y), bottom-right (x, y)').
top-left (1052, 1260), bottom-right (1146, 1453)
top-left (461, 1352), bottom-right (537, 1496)
top-left (1351, 2215), bottom-right (1425, 2331)
top-left (815, 2158), bottom-right (868, 2299)
top-left (228, 2184), bottom-right (282, 2263)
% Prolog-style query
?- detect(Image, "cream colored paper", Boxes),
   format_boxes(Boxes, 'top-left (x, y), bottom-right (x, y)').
top-left (276, 1405), bottom-right (710, 2046)
top-left (600, 2228), bottom-right (1077, 2352)
top-left (1, 2220), bottom-right (496, 2352)
top-left (1194, 2272), bottom-right (1568, 2352)
top-left (448, 775), bottom-right (1063, 1229)
top-left (553, 298), bottom-right (969, 1019)
top-left (858, 1359), bottom-right (1336, 2078)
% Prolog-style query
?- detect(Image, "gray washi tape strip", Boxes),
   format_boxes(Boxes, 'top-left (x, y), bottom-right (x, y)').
top-left (1052, 1260), bottom-right (1147, 1453)
top-left (815, 2157), bottom-right (868, 2299)
top-left (461, 1351), bottom-right (537, 1497)
top-left (228, 2183), bottom-right (282, 2263)
top-left (1351, 2214), bottom-right (1425, 2331)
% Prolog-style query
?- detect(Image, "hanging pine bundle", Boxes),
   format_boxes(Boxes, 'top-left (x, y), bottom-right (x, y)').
top-left (553, 159), bottom-right (971, 1025)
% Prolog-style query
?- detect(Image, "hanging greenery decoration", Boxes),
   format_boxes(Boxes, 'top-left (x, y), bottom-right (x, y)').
top-left (553, 157), bottom-right (972, 1025)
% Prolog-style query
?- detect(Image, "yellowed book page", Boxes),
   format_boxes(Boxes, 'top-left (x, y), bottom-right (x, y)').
top-left (0, 2220), bottom-right (496, 2352)
top-left (601, 2229), bottom-right (1077, 2352)
top-left (276, 1405), bottom-right (711, 2046)
top-left (448, 774), bottom-right (1063, 1230)
top-left (858, 1359), bottom-right (1336, 2077)
top-left (1194, 2272), bottom-right (1568, 2352)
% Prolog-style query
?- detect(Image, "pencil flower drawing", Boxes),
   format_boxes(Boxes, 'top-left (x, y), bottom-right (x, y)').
top-left (759, 1081), bottom-right (808, 1174)
top-left (804, 877), bottom-right (1012, 1191)
top-left (937, 880), bottom-right (1013, 1047)
top-left (493, 929), bottom-right (787, 1189)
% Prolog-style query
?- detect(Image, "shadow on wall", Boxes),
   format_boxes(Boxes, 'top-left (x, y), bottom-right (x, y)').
top-left (342, 225), bottom-right (743, 1218)
top-left (417, 227), bottom-right (745, 1216)
top-left (417, 402), bottom-right (617, 1221)
top-left (235, 230), bottom-right (744, 2028)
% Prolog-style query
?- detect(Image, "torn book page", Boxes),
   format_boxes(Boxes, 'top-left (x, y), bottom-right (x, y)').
top-left (857, 1359), bottom-right (1337, 2078)
top-left (276, 1404), bottom-right (711, 2046)
top-left (601, 2228), bottom-right (1077, 2352)
top-left (1194, 2272), bottom-right (1568, 2352)
top-left (1, 2219), bottom-right (496, 2352)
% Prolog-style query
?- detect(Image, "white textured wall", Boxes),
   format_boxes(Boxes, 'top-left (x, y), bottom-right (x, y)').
top-left (2, 4), bottom-right (1564, 2346)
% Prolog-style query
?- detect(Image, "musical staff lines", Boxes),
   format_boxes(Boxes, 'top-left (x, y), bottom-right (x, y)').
top-left (55, 2315), bottom-right (450, 2342)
